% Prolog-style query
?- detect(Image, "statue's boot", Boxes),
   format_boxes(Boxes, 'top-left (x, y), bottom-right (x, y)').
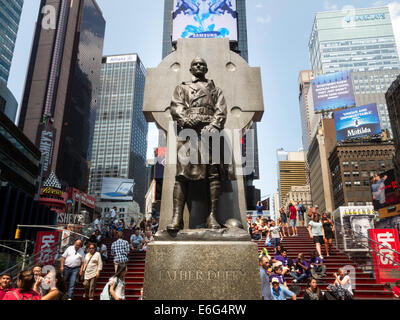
top-left (207, 180), bottom-right (222, 229)
top-left (167, 182), bottom-right (186, 232)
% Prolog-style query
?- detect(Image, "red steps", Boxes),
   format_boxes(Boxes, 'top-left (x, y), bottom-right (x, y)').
top-left (73, 227), bottom-right (394, 300)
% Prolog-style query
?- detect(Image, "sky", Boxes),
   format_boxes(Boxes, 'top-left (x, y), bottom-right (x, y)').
top-left (7, 0), bottom-right (400, 206)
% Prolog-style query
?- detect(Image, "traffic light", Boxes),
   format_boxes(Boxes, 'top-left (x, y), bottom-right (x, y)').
top-left (15, 228), bottom-right (21, 240)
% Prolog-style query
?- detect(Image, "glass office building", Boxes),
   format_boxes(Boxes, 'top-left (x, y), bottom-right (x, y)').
top-left (89, 54), bottom-right (148, 211)
top-left (309, 6), bottom-right (400, 136)
top-left (309, 6), bottom-right (400, 75)
top-left (0, 0), bottom-right (23, 83)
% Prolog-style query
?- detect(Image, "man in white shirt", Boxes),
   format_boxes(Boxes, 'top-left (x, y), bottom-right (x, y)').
top-left (93, 215), bottom-right (101, 232)
top-left (60, 240), bottom-right (85, 300)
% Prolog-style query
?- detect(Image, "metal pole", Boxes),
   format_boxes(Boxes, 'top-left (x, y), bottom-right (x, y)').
top-left (21, 240), bottom-right (28, 271)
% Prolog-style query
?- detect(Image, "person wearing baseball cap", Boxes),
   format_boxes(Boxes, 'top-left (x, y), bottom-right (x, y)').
top-left (270, 277), bottom-right (296, 300)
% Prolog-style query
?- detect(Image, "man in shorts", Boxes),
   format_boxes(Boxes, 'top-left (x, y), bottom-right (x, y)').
top-left (297, 201), bottom-right (306, 227)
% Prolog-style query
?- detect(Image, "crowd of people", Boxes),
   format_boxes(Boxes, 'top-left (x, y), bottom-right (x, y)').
top-left (0, 209), bottom-right (159, 301)
top-left (256, 202), bottom-right (354, 300)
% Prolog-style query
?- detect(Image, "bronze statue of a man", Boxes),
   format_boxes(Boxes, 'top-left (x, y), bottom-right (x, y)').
top-left (167, 57), bottom-right (227, 232)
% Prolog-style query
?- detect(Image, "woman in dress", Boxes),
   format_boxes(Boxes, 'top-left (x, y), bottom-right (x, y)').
top-left (321, 212), bottom-right (335, 257)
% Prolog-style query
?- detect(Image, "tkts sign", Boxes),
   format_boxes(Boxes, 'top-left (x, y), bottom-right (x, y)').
top-left (369, 229), bottom-right (400, 284)
top-left (34, 231), bottom-right (60, 266)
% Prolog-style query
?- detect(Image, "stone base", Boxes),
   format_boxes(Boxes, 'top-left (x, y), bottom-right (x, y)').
top-left (143, 241), bottom-right (261, 300)
top-left (155, 227), bottom-right (250, 242)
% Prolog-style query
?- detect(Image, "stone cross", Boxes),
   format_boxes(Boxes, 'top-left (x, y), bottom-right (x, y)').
top-left (143, 38), bottom-right (264, 231)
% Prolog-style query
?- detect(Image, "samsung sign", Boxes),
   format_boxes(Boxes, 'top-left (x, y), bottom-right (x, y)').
top-left (345, 13), bottom-right (386, 23)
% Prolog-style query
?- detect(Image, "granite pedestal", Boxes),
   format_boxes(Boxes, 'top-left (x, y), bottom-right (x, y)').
top-left (142, 240), bottom-right (262, 300)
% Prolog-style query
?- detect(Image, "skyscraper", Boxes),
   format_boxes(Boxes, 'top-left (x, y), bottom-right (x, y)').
top-left (309, 7), bottom-right (400, 75)
top-left (0, 0), bottom-right (23, 83)
top-left (88, 54), bottom-right (148, 211)
top-left (308, 6), bottom-right (400, 135)
top-left (277, 150), bottom-right (307, 207)
top-left (0, 0), bottom-right (24, 122)
top-left (18, 0), bottom-right (105, 192)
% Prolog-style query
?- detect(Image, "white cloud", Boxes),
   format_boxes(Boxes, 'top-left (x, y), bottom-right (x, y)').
top-left (387, 2), bottom-right (400, 56)
top-left (324, 0), bottom-right (338, 11)
top-left (256, 15), bottom-right (271, 24)
top-left (256, 3), bottom-right (263, 8)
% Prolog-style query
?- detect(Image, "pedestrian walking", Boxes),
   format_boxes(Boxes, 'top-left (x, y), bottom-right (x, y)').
top-left (308, 213), bottom-right (325, 259)
top-left (80, 243), bottom-right (103, 300)
top-left (289, 203), bottom-right (298, 236)
top-left (279, 208), bottom-right (289, 237)
top-left (60, 239), bottom-right (85, 300)
top-left (321, 212), bottom-right (335, 257)
top-left (111, 231), bottom-right (130, 272)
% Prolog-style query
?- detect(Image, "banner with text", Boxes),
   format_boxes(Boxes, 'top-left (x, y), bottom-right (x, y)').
top-left (334, 103), bottom-right (382, 142)
top-left (369, 229), bottom-right (400, 284)
top-left (34, 231), bottom-right (60, 266)
top-left (312, 70), bottom-right (355, 113)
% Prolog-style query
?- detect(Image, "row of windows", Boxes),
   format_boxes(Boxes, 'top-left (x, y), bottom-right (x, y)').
top-left (342, 160), bottom-right (392, 168)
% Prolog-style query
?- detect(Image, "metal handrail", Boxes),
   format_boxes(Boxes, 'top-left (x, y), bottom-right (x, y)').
top-left (333, 220), bottom-right (400, 267)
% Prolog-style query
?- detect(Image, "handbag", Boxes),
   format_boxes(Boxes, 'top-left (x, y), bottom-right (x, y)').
top-left (80, 253), bottom-right (95, 283)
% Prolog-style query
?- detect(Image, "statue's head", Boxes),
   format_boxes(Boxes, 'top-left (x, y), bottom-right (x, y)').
top-left (190, 57), bottom-right (208, 78)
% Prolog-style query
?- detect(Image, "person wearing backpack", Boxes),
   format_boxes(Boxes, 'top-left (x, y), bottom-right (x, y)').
top-left (100, 264), bottom-right (127, 300)
top-left (3, 270), bottom-right (41, 300)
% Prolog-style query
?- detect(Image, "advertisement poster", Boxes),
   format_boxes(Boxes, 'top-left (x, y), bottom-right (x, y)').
top-left (312, 71), bottom-right (356, 112)
top-left (371, 169), bottom-right (400, 217)
top-left (376, 215), bottom-right (400, 238)
top-left (101, 178), bottom-right (135, 201)
top-left (34, 231), bottom-right (60, 266)
top-left (172, 0), bottom-right (238, 42)
top-left (333, 206), bottom-right (376, 251)
top-left (369, 229), bottom-right (400, 284)
top-left (334, 104), bottom-right (382, 142)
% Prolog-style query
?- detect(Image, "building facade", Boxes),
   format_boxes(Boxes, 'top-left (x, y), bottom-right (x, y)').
top-left (307, 118), bottom-right (337, 213)
top-left (88, 54), bottom-right (148, 211)
top-left (0, 0), bottom-right (23, 83)
top-left (309, 7), bottom-right (400, 76)
top-left (18, 0), bottom-right (105, 192)
top-left (0, 80), bottom-right (18, 122)
top-left (277, 150), bottom-right (308, 207)
top-left (329, 142), bottom-right (395, 209)
top-left (386, 74), bottom-right (400, 182)
top-left (283, 185), bottom-right (312, 211)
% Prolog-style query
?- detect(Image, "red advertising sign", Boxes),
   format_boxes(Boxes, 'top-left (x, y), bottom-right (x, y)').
top-left (34, 232), bottom-right (60, 266)
top-left (369, 229), bottom-right (400, 284)
top-left (67, 187), bottom-right (96, 209)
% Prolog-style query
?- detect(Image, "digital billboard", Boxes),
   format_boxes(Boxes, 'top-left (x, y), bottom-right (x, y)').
top-left (371, 169), bottom-right (400, 218)
top-left (101, 178), bottom-right (135, 201)
top-left (172, 0), bottom-right (238, 42)
top-left (312, 71), bottom-right (356, 112)
top-left (334, 103), bottom-right (382, 142)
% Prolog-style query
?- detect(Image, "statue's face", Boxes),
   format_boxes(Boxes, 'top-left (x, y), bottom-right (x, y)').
top-left (190, 59), bottom-right (208, 78)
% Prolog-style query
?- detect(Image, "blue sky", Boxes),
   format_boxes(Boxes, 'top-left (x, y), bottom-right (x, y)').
top-left (7, 0), bottom-right (400, 204)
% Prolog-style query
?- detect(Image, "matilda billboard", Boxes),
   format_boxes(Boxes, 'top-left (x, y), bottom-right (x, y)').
top-left (172, 0), bottom-right (238, 42)
top-left (334, 103), bottom-right (382, 142)
top-left (312, 71), bottom-right (356, 112)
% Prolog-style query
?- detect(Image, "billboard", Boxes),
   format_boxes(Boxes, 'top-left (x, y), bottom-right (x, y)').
top-left (369, 229), bottom-right (400, 284)
top-left (312, 71), bottom-right (355, 112)
top-left (333, 206), bottom-right (376, 251)
top-left (334, 103), bottom-right (382, 142)
top-left (172, 0), bottom-right (238, 42)
top-left (371, 169), bottom-right (400, 218)
top-left (101, 178), bottom-right (135, 201)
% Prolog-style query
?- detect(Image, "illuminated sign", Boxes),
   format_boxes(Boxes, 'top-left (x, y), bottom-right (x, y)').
top-left (41, 187), bottom-right (64, 197)
top-left (106, 55), bottom-right (137, 64)
top-left (172, 0), bottom-right (238, 42)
